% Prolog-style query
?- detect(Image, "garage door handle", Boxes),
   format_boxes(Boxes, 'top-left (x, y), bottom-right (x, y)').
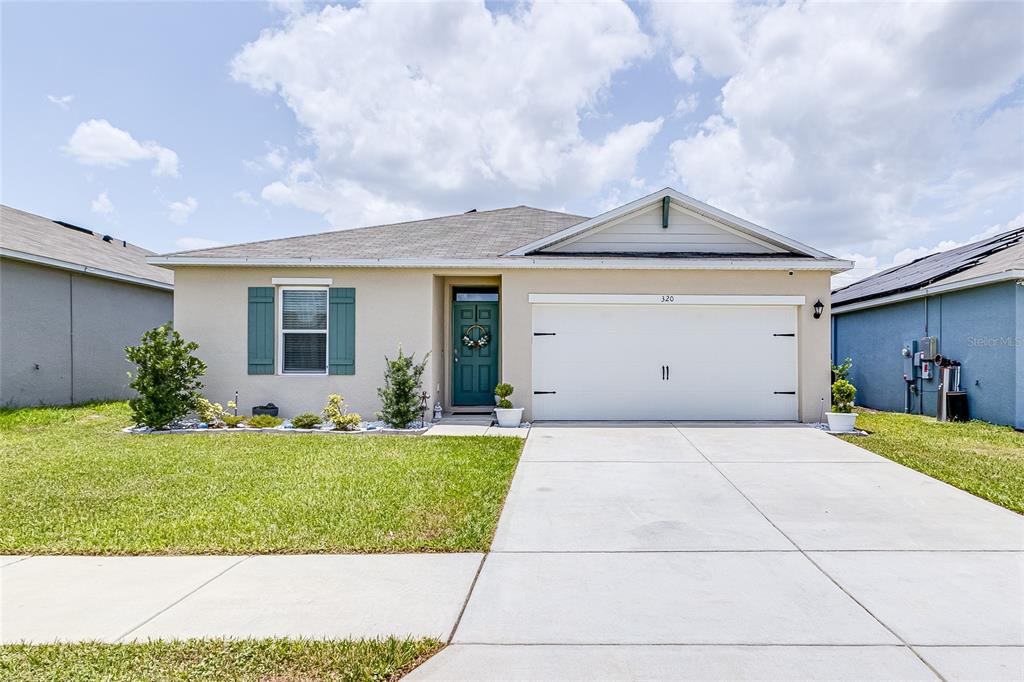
top-left (534, 391), bottom-right (557, 395)
top-left (533, 332), bottom-right (556, 336)
top-left (773, 333), bottom-right (795, 337)
top-left (774, 391), bottom-right (796, 395)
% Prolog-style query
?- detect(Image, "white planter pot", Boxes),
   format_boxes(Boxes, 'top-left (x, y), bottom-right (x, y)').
top-left (826, 412), bottom-right (857, 433)
top-left (494, 407), bottom-right (524, 428)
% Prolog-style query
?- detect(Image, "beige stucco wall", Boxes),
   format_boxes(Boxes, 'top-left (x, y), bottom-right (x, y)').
top-left (173, 267), bottom-right (436, 419)
top-left (172, 265), bottom-right (833, 422)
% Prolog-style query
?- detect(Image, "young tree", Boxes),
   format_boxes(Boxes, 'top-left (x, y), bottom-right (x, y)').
top-left (376, 346), bottom-right (429, 428)
top-left (124, 323), bottom-right (206, 429)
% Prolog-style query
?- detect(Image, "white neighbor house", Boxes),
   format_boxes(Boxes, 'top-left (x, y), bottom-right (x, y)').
top-left (150, 188), bottom-right (852, 422)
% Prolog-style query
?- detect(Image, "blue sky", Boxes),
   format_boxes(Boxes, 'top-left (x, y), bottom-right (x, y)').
top-left (3, 1), bottom-right (1022, 284)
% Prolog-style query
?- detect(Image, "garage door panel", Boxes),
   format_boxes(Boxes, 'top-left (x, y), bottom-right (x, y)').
top-left (532, 304), bottom-right (798, 421)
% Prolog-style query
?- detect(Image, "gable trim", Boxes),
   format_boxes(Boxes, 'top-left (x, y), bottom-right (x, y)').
top-left (546, 201), bottom-right (786, 254)
top-left (504, 188), bottom-right (833, 259)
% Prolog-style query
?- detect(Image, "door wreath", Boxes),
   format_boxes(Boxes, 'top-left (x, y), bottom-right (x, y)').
top-left (461, 324), bottom-right (491, 349)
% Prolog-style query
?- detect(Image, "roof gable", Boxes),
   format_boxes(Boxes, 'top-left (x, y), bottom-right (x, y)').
top-left (541, 201), bottom-right (782, 255)
top-left (506, 188), bottom-right (833, 259)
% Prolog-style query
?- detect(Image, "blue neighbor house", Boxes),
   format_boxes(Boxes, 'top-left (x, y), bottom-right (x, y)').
top-left (831, 227), bottom-right (1023, 430)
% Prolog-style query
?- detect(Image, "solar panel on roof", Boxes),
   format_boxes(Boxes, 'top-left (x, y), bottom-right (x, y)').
top-left (832, 227), bottom-right (1024, 306)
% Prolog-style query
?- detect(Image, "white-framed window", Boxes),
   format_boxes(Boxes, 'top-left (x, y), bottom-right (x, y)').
top-left (279, 287), bottom-right (328, 374)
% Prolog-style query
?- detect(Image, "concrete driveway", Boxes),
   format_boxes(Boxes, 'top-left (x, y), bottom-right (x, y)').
top-left (411, 423), bottom-right (1024, 681)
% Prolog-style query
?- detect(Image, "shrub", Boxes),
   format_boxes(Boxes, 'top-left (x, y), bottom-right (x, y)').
top-left (495, 383), bottom-right (514, 409)
top-left (195, 397), bottom-right (225, 425)
top-left (376, 347), bottom-right (429, 429)
top-left (291, 412), bottom-right (322, 429)
top-left (321, 394), bottom-right (362, 431)
top-left (247, 414), bottom-right (283, 428)
top-left (334, 412), bottom-right (362, 431)
top-left (832, 357), bottom-right (853, 382)
top-left (831, 379), bottom-right (856, 413)
top-left (124, 323), bottom-right (206, 429)
top-left (222, 414), bottom-right (245, 428)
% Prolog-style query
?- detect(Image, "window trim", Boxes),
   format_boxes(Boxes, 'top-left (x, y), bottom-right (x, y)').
top-left (278, 285), bottom-right (329, 375)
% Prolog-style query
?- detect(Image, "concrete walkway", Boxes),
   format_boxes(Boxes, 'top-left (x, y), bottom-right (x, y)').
top-left (1, 554), bottom-right (481, 643)
top-left (411, 423), bottom-right (1024, 681)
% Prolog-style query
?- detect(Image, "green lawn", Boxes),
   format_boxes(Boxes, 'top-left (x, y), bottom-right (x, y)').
top-left (0, 637), bottom-right (441, 682)
top-left (0, 402), bottom-right (522, 555)
top-left (841, 410), bottom-right (1024, 513)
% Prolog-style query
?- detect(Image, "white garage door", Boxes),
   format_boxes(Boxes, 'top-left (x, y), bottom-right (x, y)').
top-left (531, 296), bottom-right (799, 421)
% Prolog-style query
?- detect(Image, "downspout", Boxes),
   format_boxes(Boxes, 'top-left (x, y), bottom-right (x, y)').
top-left (69, 273), bottom-right (74, 404)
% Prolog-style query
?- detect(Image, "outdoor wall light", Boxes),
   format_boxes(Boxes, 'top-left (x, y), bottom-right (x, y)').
top-left (813, 299), bottom-right (824, 319)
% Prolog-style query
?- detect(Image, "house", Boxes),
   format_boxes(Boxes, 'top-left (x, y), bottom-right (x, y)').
top-left (832, 227), bottom-right (1023, 430)
top-left (150, 188), bottom-right (851, 422)
top-left (0, 205), bottom-right (174, 407)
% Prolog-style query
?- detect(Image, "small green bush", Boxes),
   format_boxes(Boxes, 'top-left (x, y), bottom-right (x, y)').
top-left (376, 347), bottom-right (429, 429)
top-left (124, 323), bottom-right (206, 429)
top-left (291, 412), bottom-right (322, 429)
top-left (832, 379), bottom-right (856, 413)
top-left (832, 357), bottom-right (853, 382)
top-left (334, 412), bottom-right (362, 431)
top-left (247, 414), bottom-right (283, 428)
top-left (222, 415), bottom-right (245, 428)
top-left (495, 383), bottom-right (514, 409)
top-left (321, 394), bottom-right (362, 431)
top-left (195, 397), bottom-right (225, 425)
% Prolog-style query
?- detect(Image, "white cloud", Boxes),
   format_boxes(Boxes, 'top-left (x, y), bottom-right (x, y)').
top-left (244, 144), bottom-right (288, 173)
top-left (175, 236), bottom-right (225, 251)
top-left (231, 0), bottom-right (658, 226)
top-left (90, 191), bottom-right (115, 216)
top-left (673, 93), bottom-right (699, 117)
top-left (167, 196), bottom-right (198, 224)
top-left (47, 94), bottom-right (74, 110)
top-left (892, 214), bottom-right (1023, 266)
top-left (658, 1), bottom-right (1024, 271)
top-left (233, 189), bottom-right (260, 206)
top-left (63, 119), bottom-right (180, 177)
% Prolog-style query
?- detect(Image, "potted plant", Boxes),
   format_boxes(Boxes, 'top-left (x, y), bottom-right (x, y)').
top-left (826, 378), bottom-right (858, 432)
top-left (493, 383), bottom-right (524, 427)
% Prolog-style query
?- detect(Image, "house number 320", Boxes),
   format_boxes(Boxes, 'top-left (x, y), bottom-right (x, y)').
top-left (660, 295), bottom-right (675, 302)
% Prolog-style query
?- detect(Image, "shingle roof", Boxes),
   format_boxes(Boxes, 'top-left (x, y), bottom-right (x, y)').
top-left (165, 206), bottom-right (588, 260)
top-left (832, 226), bottom-right (1024, 307)
top-left (0, 204), bottom-right (173, 287)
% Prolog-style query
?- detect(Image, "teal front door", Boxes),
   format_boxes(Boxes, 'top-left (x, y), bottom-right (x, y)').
top-left (452, 301), bottom-right (499, 406)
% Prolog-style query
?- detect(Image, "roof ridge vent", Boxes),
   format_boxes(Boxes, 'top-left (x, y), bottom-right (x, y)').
top-left (465, 209), bottom-right (477, 213)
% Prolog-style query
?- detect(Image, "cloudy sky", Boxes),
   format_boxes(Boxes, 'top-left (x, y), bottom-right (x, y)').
top-left (3, 1), bottom-right (1022, 284)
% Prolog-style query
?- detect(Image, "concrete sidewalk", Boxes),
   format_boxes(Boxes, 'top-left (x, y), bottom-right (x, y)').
top-left (410, 423), bottom-right (1024, 681)
top-left (0, 554), bottom-right (481, 643)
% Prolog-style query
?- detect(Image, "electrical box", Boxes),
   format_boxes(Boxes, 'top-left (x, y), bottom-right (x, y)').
top-left (919, 336), bottom-right (938, 361)
top-left (920, 360), bottom-right (933, 380)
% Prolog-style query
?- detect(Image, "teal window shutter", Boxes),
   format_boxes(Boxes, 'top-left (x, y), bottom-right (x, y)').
top-left (247, 287), bottom-right (275, 374)
top-left (328, 288), bottom-right (355, 375)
